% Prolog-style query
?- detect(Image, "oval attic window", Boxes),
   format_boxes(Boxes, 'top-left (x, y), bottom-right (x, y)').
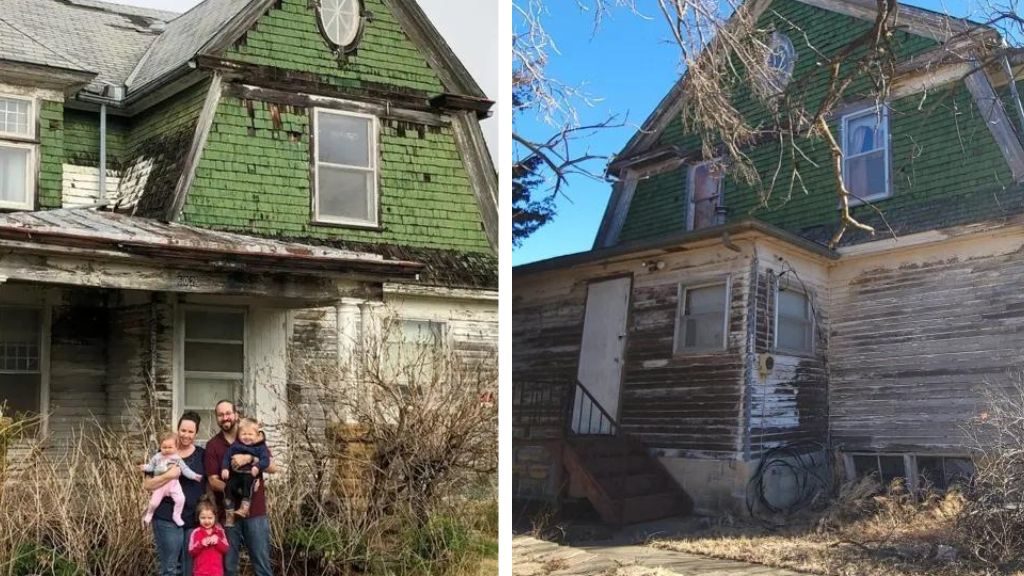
top-left (319, 0), bottom-right (362, 51)
top-left (766, 32), bottom-right (796, 92)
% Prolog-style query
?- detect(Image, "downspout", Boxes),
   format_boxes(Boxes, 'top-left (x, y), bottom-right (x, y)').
top-left (99, 103), bottom-right (107, 202)
top-left (1002, 52), bottom-right (1024, 137)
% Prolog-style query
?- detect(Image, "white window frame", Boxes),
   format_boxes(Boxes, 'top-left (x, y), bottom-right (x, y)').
top-left (673, 279), bottom-right (730, 353)
top-left (773, 286), bottom-right (814, 355)
top-left (840, 106), bottom-right (891, 205)
top-left (312, 107), bottom-right (379, 228)
top-left (0, 94), bottom-right (35, 141)
top-left (0, 303), bottom-right (50, 435)
top-left (174, 305), bottom-right (247, 434)
top-left (0, 140), bottom-right (36, 210)
top-left (686, 161), bottom-right (724, 231)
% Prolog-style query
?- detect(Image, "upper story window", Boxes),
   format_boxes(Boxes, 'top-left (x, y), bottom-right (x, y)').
top-left (313, 108), bottom-right (379, 227)
top-left (687, 161), bottom-right (723, 231)
top-left (674, 282), bottom-right (728, 352)
top-left (0, 95), bottom-right (35, 210)
top-left (765, 32), bottom-right (796, 93)
top-left (775, 287), bottom-right (813, 354)
top-left (842, 106), bottom-right (891, 203)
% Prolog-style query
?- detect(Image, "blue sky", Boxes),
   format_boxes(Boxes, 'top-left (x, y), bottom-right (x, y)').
top-left (512, 0), bottom-right (991, 266)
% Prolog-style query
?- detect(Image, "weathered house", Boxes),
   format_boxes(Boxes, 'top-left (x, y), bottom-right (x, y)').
top-left (512, 0), bottom-right (1024, 521)
top-left (0, 0), bottom-right (497, 446)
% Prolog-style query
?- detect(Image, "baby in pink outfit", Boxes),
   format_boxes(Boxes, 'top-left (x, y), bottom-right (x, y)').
top-left (140, 431), bottom-right (202, 526)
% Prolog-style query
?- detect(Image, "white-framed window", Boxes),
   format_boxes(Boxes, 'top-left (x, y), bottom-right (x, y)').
top-left (686, 162), bottom-right (723, 231)
top-left (0, 95), bottom-right (36, 211)
top-left (313, 108), bottom-right (378, 227)
top-left (774, 287), bottom-right (813, 354)
top-left (0, 306), bottom-right (44, 422)
top-left (674, 281), bottom-right (729, 352)
top-left (382, 318), bottom-right (447, 387)
top-left (179, 307), bottom-right (246, 439)
top-left (0, 96), bottom-right (33, 140)
top-left (841, 106), bottom-right (890, 203)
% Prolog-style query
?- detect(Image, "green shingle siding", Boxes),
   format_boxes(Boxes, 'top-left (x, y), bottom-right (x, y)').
top-left (38, 100), bottom-right (63, 209)
top-left (182, 96), bottom-right (489, 251)
top-left (619, 0), bottom-right (1008, 245)
top-left (63, 109), bottom-right (127, 168)
top-left (226, 0), bottom-right (444, 95)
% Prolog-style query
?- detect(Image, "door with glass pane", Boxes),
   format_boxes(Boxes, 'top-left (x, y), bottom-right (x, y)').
top-left (181, 308), bottom-right (245, 440)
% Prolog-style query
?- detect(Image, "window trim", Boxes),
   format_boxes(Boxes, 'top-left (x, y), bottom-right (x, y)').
top-left (312, 107), bottom-right (379, 228)
top-left (686, 161), bottom-right (724, 231)
top-left (0, 303), bottom-right (50, 435)
top-left (773, 286), bottom-right (815, 355)
top-left (0, 94), bottom-right (35, 141)
top-left (174, 305), bottom-right (247, 433)
top-left (673, 278), bottom-right (730, 354)
top-left (0, 140), bottom-right (36, 211)
top-left (840, 105), bottom-right (892, 205)
top-left (383, 317), bottom-right (450, 387)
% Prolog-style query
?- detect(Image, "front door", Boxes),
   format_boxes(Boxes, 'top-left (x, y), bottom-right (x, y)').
top-left (574, 276), bottom-right (631, 433)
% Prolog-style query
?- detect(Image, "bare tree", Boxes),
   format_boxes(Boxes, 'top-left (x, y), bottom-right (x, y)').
top-left (515, 0), bottom-right (1024, 246)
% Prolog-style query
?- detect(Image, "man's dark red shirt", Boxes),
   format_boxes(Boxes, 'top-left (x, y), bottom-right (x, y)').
top-left (204, 431), bottom-right (270, 520)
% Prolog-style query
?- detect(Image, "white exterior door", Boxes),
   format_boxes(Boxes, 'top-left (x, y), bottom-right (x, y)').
top-left (574, 276), bottom-right (631, 433)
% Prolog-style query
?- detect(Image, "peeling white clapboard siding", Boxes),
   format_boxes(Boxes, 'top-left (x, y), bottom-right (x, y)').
top-left (61, 164), bottom-right (121, 207)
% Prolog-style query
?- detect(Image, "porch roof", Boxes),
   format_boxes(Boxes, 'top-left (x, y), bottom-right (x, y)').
top-left (514, 218), bottom-right (839, 276)
top-left (0, 208), bottom-right (423, 278)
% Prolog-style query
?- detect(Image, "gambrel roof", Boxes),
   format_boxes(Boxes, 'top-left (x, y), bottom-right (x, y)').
top-left (0, 0), bottom-right (488, 103)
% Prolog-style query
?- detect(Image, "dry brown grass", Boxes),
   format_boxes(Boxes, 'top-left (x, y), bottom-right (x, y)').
top-left (653, 480), bottom-right (1010, 576)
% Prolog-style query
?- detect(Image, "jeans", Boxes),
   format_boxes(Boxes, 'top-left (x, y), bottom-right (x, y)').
top-left (224, 515), bottom-right (272, 576)
top-left (153, 519), bottom-right (184, 576)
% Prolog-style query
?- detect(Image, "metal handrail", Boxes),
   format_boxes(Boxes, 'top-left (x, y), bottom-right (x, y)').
top-left (565, 379), bottom-right (619, 436)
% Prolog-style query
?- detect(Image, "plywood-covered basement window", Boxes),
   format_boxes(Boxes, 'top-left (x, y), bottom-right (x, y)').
top-left (181, 308), bottom-right (245, 439)
top-left (674, 282), bottom-right (728, 352)
top-left (0, 307), bottom-right (43, 420)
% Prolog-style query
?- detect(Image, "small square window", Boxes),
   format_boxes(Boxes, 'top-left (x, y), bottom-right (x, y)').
top-left (314, 108), bottom-right (378, 227)
top-left (0, 97), bottom-right (32, 138)
top-left (675, 283), bottom-right (728, 352)
top-left (841, 107), bottom-right (890, 203)
top-left (775, 288), bottom-right (813, 353)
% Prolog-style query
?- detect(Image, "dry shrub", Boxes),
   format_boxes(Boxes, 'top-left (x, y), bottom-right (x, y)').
top-left (957, 375), bottom-right (1024, 566)
top-left (0, 418), bottom-right (154, 576)
top-left (275, 312), bottom-right (498, 575)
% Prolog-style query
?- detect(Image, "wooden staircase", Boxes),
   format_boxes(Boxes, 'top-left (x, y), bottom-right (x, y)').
top-left (560, 381), bottom-right (693, 525)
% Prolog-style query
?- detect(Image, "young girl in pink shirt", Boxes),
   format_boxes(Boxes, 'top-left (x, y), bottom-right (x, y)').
top-left (188, 500), bottom-right (230, 576)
